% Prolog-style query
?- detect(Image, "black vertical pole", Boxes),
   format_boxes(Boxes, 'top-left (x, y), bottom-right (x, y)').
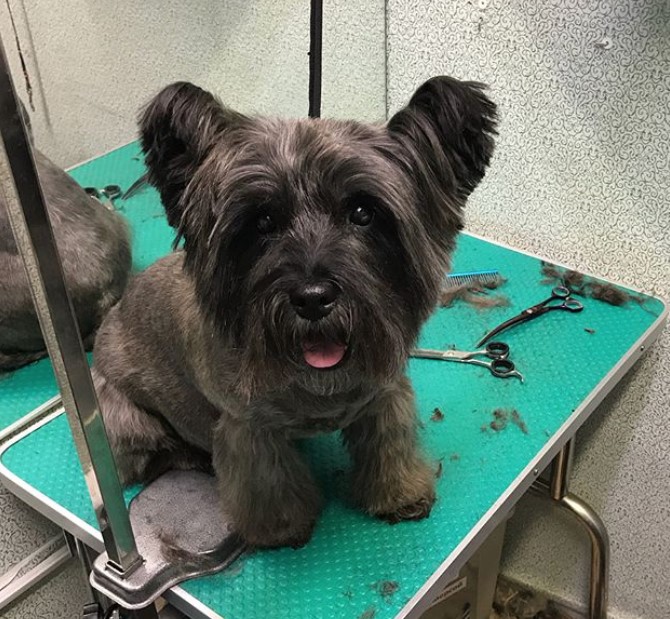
top-left (308, 0), bottom-right (323, 118)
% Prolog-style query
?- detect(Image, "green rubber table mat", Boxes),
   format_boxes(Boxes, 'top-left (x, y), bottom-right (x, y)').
top-left (0, 144), bottom-right (666, 619)
top-left (0, 142), bottom-right (169, 434)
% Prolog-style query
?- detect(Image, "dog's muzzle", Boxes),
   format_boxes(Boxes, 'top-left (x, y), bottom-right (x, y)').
top-left (289, 281), bottom-right (338, 321)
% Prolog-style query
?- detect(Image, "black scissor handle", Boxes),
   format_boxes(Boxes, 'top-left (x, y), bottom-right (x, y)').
top-left (563, 298), bottom-right (584, 312)
top-left (102, 184), bottom-right (122, 199)
top-left (537, 286), bottom-right (570, 309)
top-left (486, 341), bottom-right (509, 359)
top-left (490, 358), bottom-right (516, 376)
top-left (84, 187), bottom-right (100, 198)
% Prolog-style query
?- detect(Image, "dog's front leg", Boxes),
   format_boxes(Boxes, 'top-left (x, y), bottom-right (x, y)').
top-left (213, 414), bottom-right (322, 549)
top-left (343, 374), bottom-right (435, 523)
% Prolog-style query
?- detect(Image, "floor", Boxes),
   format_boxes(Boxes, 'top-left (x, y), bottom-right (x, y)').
top-left (491, 578), bottom-right (578, 619)
top-left (1, 553), bottom-right (580, 619)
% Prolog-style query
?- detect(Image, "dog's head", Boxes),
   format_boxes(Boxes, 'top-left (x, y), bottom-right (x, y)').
top-left (139, 77), bottom-right (497, 397)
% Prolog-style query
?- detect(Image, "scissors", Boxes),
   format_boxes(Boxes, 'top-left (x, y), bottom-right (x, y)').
top-left (122, 173), bottom-right (149, 200)
top-left (84, 185), bottom-right (122, 211)
top-left (411, 341), bottom-right (524, 381)
top-left (476, 286), bottom-right (583, 347)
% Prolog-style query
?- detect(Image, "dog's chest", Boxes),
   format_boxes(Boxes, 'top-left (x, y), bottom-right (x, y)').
top-left (259, 390), bottom-right (375, 437)
top-left (295, 402), bottom-right (365, 436)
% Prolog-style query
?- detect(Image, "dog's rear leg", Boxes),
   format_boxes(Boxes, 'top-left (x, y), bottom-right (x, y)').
top-left (93, 369), bottom-right (211, 485)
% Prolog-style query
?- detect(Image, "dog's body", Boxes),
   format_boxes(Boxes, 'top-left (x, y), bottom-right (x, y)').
top-left (0, 149), bottom-right (132, 371)
top-left (94, 77), bottom-right (497, 548)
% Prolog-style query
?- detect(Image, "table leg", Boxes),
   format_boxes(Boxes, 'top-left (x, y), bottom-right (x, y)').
top-left (73, 536), bottom-right (108, 610)
top-left (531, 439), bottom-right (610, 619)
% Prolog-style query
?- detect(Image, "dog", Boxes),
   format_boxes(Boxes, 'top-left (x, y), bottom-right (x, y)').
top-left (0, 109), bottom-right (132, 371)
top-left (92, 76), bottom-right (497, 549)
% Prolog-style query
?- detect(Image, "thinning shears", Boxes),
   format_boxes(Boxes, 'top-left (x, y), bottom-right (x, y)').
top-left (476, 285), bottom-right (583, 347)
top-left (411, 341), bottom-right (524, 381)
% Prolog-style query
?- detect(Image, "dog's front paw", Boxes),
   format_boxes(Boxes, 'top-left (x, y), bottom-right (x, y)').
top-left (241, 517), bottom-right (317, 550)
top-left (228, 489), bottom-right (322, 549)
top-left (378, 494), bottom-right (435, 524)
top-left (357, 458), bottom-right (436, 524)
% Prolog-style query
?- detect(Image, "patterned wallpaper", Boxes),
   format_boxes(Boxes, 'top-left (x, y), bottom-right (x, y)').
top-left (387, 1), bottom-right (669, 618)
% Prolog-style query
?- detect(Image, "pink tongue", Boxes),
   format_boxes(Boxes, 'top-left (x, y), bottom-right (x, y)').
top-left (302, 341), bottom-right (347, 369)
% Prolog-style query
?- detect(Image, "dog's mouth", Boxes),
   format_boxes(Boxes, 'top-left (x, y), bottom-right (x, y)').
top-left (302, 338), bottom-right (349, 370)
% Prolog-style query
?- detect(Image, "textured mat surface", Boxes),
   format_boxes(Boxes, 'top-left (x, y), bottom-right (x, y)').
top-left (0, 359), bottom-right (58, 434)
top-left (0, 143), bottom-right (666, 619)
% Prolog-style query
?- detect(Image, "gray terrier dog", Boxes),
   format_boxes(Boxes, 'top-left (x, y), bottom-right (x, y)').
top-left (93, 76), bottom-right (497, 548)
top-left (0, 116), bottom-right (132, 371)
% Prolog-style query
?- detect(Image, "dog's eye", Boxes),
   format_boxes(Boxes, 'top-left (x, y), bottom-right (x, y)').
top-left (256, 214), bottom-right (276, 234)
top-left (349, 204), bottom-right (374, 227)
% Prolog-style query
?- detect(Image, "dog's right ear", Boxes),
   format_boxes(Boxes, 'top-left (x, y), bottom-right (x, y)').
top-left (386, 76), bottom-right (497, 256)
top-left (139, 82), bottom-right (245, 228)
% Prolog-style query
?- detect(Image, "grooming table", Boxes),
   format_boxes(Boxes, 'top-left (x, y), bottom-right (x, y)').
top-left (0, 143), bottom-right (666, 619)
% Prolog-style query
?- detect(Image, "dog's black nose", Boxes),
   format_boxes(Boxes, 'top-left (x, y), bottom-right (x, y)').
top-left (290, 282), bottom-right (338, 321)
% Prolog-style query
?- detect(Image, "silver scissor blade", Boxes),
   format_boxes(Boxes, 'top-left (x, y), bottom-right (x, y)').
top-left (410, 348), bottom-right (470, 361)
top-left (410, 348), bottom-right (446, 360)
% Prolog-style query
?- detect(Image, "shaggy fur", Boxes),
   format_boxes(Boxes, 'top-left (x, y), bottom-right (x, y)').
top-left (0, 144), bottom-right (132, 371)
top-left (93, 76), bottom-right (497, 548)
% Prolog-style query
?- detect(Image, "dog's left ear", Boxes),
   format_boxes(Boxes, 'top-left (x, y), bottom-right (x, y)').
top-left (387, 76), bottom-right (497, 240)
top-left (139, 82), bottom-right (246, 228)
